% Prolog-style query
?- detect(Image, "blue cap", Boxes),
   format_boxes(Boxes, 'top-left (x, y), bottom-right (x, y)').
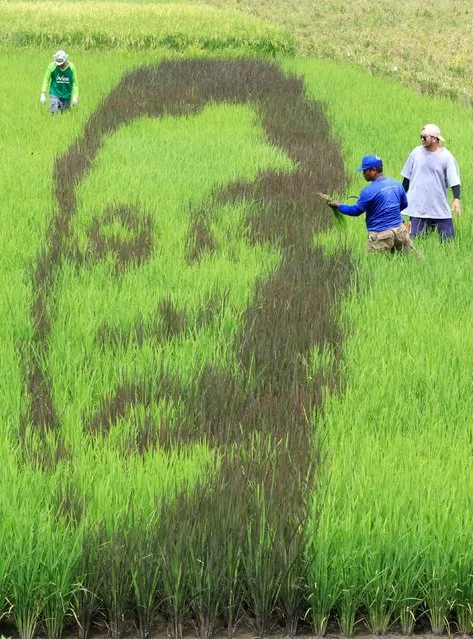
top-left (356, 154), bottom-right (383, 172)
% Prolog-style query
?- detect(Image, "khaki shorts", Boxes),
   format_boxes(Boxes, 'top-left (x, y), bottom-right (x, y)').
top-left (367, 223), bottom-right (413, 253)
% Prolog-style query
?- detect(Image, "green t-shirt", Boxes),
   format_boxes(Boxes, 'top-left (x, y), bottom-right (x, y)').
top-left (41, 61), bottom-right (79, 101)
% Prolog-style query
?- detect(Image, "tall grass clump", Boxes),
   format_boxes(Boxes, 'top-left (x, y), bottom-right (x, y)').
top-left (6, 509), bottom-right (82, 639)
top-left (453, 549), bottom-right (473, 634)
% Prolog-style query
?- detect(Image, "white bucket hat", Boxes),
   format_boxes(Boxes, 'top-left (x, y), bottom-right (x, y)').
top-left (53, 50), bottom-right (68, 65)
top-left (422, 123), bottom-right (445, 141)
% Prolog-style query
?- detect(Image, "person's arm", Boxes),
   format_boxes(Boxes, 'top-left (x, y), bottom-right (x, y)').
top-left (70, 62), bottom-right (79, 101)
top-left (335, 202), bottom-right (365, 216)
top-left (41, 62), bottom-right (54, 94)
top-left (328, 190), bottom-right (368, 217)
top-left (452, 184), bottom-right (461, 216)
top-left (401, 152), bottom-right (413, 191)
top-left (446, 154), bottom-right (461, 216)
top-left (400, 187), bottom-right (408, 212)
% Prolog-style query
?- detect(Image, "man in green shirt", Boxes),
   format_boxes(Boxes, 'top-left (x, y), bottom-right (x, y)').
top-left (40, 50), bottom-right (79, 114)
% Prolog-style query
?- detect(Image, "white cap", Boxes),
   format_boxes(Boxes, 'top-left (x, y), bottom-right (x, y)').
top-left (53, 50), bottom-right (68, 65)
top-left (422, 123), bottom-right (445, 141)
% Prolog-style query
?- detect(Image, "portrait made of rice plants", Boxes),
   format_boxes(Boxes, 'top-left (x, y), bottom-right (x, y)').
top-left (24, 59), bottom-right (351, 540)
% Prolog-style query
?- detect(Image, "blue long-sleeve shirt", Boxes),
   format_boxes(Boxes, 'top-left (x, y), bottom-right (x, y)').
top-left (338, 176), bottom-right (408, 232)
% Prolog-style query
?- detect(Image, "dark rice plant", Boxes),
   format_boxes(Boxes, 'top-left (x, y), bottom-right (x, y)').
top-left (98, 526), bottom-right (134, 639)
top-left (129, 519), bottom-right (161, 639)
top-left (158, 494), bottom-right (191, 639)
top-left (72, 526), bottom-right (106, 639)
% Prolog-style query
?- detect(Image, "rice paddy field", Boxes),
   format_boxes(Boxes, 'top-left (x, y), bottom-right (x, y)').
top-left (1, 1), bottom-right (473, 638)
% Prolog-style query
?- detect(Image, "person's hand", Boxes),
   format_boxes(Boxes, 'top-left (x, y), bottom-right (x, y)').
top-left (40, 92), bottom-right (46, 105)
top-left (72, 97), bottom-right (79, 106)
top-left (452, 198), bottom-right (461, 217)
top-left (328, 200), bottom-right (340, 210)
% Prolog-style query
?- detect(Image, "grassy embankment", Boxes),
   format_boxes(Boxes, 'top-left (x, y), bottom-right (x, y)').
top-left (0, 1), bottom-right (293, 55)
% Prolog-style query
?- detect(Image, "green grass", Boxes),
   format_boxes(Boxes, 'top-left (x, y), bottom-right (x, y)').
top-left (286, 57), bottom-right (473, 632)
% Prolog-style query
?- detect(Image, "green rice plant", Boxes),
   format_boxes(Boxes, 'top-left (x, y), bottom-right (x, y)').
top-left (305, 473), bottom-right (340, 637)
top-left (455, 601), bottom-right (473, 635)
top-left (423, 572), bottom-right (453, 635)
top-left (422, 558), bottom-right (456, 636)
top-left (40, 522), bottom-right (82, 639)
top-left (359, 525), bottom-right (409, 634)
top-left (335, 540), bottom-right (364, 638)
top-left (0, 460), bottom-right (48, 639)
top-left (362, 569), bottom-right (396, 635)
top-left (338, 584), bottom-right (361, 637)
top-left (0, 510), bottom-right (13, 626)
top-left (393, 535), bottom-right (425, 635)
top-left (306, 533), bottom-right (340, 636)
top-left (419, 511), bottom-right (458, 634)
top-left (453, 553), bottom-right (473, 633)
top-left (8, 519), bottom-right (46, 639)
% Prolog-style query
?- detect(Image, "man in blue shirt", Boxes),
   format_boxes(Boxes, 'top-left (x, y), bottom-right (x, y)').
top-left (327, 154), bottom-right (413, 253)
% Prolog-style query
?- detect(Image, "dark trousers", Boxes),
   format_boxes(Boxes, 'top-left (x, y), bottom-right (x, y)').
top-left (409, 217), bottom-right (454, 240)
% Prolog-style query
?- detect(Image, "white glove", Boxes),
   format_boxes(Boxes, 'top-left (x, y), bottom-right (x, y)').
top-left (40, 92), bottom-right (46, 105)
top-left (72, 97), bottom-right (79, 106)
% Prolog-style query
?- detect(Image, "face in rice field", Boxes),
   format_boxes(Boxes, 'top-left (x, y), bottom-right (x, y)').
top-left (50, 103), bottom-right (288, 442)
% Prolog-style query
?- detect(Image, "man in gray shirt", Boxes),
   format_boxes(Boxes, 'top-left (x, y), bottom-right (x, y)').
top-left (401, 123), bottom-right (461, 240)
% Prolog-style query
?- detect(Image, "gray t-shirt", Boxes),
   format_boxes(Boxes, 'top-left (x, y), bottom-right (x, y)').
top-left (401, 146), bottom-right (460, 219)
